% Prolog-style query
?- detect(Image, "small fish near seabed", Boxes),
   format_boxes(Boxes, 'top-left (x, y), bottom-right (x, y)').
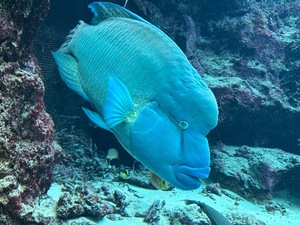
top-left (106, 148), bottom-right (119, 161)
top-left (52, 2), bottom-right (218, 190)
top-left (150, 172), bottom-right (171, 191)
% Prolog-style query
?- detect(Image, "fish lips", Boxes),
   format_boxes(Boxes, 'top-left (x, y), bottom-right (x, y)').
top-left (172, 165), bottom-right (211, 190)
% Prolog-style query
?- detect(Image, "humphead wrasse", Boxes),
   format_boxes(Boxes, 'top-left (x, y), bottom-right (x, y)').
top-left (52, 2), bottom-right (218, 190)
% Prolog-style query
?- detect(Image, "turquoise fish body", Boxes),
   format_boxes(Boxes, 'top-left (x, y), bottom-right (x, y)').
top-left (52, 2), bottom-right (218, 190)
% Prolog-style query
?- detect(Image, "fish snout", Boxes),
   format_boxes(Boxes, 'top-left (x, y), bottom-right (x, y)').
top-left (172, 165), bottom-right (211, 190)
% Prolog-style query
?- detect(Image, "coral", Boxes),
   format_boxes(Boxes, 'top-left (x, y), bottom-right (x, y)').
top-left (53, 127), bottom-right (108, 186)
top-left (166, 205), bottom-right (210, 225)
top-left (144, 200), bottom-right (165, 223)
top-left (99, 184), bottom-right (130, 216)
top-left (52, 181), bottom-right (134, 223)
top-left (0, 0), bottom-right (50, 61)
top-left (113, 190), bottom-right (129, 214)
top-left (56, 192), bottom-right (113, 219)
top-left (0, 0), bottom-right (60, 223)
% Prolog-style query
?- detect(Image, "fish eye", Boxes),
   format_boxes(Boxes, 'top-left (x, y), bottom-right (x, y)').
top-left (179, 120), bottom-right (189, 130)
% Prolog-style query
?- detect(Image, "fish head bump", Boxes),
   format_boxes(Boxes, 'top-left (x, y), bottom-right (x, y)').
top-left (130, 80), bottom-right (218, 190)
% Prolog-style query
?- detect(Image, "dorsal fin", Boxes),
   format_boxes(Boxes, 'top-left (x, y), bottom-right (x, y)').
top-left (88, 2), bottom-right (146, 25)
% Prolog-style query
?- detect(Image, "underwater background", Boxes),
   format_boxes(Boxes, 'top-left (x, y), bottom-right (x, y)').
top-left (0, 0), bottom-right (300, 224)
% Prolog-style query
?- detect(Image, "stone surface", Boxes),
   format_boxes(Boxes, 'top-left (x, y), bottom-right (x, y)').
top-left (56, 192), bottom-right (114, 219)
top-left (210, 144), bottom-right (300, 200)
top-left (0, 0), bottom-right (60, 223)
top-left (165, 205), bottom-right (211, 225)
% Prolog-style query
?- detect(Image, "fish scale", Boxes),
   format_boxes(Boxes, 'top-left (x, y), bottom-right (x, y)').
top-left (71, 19), bottom-right (167, 108)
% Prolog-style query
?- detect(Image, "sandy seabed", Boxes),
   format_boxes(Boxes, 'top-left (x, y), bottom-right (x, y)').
top-left (41, 181), bottom-right (300, 225)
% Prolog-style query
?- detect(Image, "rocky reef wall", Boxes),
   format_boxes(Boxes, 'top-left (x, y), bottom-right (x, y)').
top-left (0, 0), bottom-right (59, 223)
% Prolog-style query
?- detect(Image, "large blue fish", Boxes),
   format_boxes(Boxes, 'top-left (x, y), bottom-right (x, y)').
top-left (52, 2), bottom-right (218, 190)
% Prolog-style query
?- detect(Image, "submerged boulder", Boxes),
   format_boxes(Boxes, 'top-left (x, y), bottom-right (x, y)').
top-left (210, 144), bottom-right (300, 200)
top-left (0, 0), bottom-right (60, 223)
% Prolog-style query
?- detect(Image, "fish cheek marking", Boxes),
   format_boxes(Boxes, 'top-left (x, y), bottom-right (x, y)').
top-left (165, 112), bottom-right (189, 153)
top-left (180, 130), bottom-right (185, 153)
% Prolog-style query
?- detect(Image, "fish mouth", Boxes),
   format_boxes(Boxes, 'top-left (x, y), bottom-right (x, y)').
top-left (172, 165), bottom-right (211, 190)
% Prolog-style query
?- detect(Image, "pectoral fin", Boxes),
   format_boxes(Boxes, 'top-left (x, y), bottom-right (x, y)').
top-left (103, 76), bottom-right (135, 128)
top-left (82, 107), bottom-right (111, 131)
